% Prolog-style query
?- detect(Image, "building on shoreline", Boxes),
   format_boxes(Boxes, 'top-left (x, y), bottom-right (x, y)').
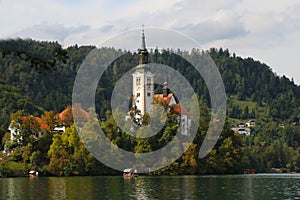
top-left (129, 29), bottom-right (192, 135)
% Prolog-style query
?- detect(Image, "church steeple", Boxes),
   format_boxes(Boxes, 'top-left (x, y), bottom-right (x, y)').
top-left (141, 28), bottom-right (146, 50)
top-left (138, 25), bottom-right (149, 64)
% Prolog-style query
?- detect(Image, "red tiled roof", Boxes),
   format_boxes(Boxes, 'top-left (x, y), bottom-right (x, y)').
top-left (153, 93), bottom-right (174, 104)
top-left (58, 106), bottom-right (90, 122)
top-left (153, 94), bottom-right (192, 119)
top-left (20, 116), bottom-right (48, 130)
top-left (34, 117), bottom-right (49, 130)
top-left (172, 104), bottom-right (192, 119)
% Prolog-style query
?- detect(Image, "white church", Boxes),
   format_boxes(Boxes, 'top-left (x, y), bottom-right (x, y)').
top-left (130, 29), bottom-right (192, 136)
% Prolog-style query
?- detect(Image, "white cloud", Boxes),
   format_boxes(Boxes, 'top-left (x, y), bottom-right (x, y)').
top-left (0, 0), bottom-right (300, 83)
top-left (12, 23), bottom-right (90, 45)
top-left (174, 9), bottom-right (248, 44)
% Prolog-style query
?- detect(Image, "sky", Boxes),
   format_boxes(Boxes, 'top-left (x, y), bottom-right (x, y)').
top-left (0, 0), bottom-right (299, 83)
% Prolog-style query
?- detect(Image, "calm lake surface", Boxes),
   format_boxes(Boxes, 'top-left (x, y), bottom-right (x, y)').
top-left (1, 174), bottom-right (300, 200)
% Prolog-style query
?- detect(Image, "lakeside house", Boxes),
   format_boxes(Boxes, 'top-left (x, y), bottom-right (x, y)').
top-left (246, 120), bottom-right (256, 127)
top-left (8, 116), bottom-right (48, 142)
top-left (231, 120), bottom-right (255, 136)
top-left (7, 106), bottom-right (90, 143)
top-left (232, 127), bottom-right (251, 136)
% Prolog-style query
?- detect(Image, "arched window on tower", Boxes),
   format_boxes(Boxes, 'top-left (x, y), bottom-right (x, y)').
top-left (147, 77), bottom-right (151, 86)
top-left (136, 77), bottom-right (141, 86)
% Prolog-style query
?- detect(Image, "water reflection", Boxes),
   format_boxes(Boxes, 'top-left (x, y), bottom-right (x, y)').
top-left (49, 177), bottom-right (67, 199)
top-left (2, 174), bottom-right (300, 199)
top-left (126, 176), bottom-right (200, 200)
top-left (132, 178), bottom-right (150, 199)
top-left (242, 175), bottom-right (254, 200)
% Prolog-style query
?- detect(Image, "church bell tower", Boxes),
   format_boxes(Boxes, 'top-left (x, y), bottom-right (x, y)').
top-left (132, 27), bottom-right (154, 117)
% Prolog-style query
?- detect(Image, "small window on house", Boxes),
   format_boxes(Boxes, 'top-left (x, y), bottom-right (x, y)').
top-left (137, 93), bottom-right (140, 97)
top-left (147, 92), bottom-right (151, 97)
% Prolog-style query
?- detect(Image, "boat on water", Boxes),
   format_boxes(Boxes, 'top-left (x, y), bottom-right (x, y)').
top-left (29, 170), bottom-right (39, 178)
top-left (244, 169), bottom-right (257, 174)
top-left (123, 168), bottom-right (138, 179)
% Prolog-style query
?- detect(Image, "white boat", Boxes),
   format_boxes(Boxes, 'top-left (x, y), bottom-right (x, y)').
top-left (123, 168), bottom-right (138, 178)
top-left (29, 170), bottom-right (39, 178)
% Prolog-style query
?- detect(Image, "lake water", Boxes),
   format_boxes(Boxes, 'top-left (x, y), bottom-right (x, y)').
top-left (1, 174), bottom-right (300, 200)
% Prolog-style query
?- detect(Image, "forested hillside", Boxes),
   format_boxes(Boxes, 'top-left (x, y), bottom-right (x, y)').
top-left (1, 39), bottom-right (300, 176)
top-left (1, 39), bottom-right (299, 130)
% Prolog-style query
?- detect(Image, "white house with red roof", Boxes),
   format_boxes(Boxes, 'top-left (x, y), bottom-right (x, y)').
top-left (7, 106), bottom-right (91, 142)
top-left (8, 116), bottom-right (47, 142)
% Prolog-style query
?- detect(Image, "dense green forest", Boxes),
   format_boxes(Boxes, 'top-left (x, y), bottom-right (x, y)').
top-left (0, 39), bottom-right (300, 176)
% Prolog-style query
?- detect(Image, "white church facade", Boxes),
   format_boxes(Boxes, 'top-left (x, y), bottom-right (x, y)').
top-left (130, 29), bottom-right (192, 136)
